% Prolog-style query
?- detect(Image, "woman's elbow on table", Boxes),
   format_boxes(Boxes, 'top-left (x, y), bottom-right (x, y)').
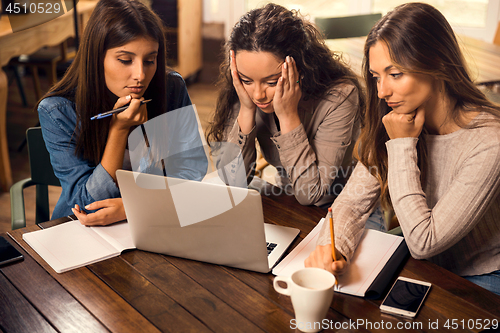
top-left (293, 184), bottom-right (326, 206)
top-left (405, 237), bottom-right (441, 260)
top-left (295, 194), bottom-right (317, 206)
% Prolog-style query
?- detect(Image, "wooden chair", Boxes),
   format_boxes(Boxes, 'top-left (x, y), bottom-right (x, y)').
top-left (315, 13), bottom-right (382, 39)
top-left (10, 127), bottom-right (60, 230)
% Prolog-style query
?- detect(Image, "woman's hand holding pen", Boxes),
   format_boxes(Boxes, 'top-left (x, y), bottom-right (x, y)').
top-left (110, 94), bottom-right (148, 132)
top-left (72, 199), bottom-right (126, 226)
top-left (382, 106), bottom-right (425, 139)
top-left (101, 94), bottom-right (148, 183)
top-left (305, 244), bottom-right (348, 276)
top-left (230, 50), bottom-right (257, 135)
top-left (273, 56), bottom-right (301, 134)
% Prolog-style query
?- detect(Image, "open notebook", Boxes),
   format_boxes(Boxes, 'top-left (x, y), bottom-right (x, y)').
top-left (23, 220), bottom-right (134, 273)
top-left (272, 218), bottom-right (409, 299)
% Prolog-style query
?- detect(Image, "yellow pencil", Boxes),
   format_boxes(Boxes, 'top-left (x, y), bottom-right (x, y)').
top-left (328, 207), bottom-right (338, 287)
top-left (328, 208), bottom-right (336, 261)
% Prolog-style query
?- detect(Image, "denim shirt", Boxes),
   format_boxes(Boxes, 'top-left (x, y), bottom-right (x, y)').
top-left (38, 72), bottom-right (197, 219)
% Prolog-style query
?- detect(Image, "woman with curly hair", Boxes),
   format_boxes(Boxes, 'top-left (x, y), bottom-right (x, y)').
top-left (206, 3), bottom-right (364, 207)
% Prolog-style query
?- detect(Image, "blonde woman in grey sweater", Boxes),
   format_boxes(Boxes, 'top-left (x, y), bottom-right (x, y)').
top-left (305, 2), bottom-right (500, 296)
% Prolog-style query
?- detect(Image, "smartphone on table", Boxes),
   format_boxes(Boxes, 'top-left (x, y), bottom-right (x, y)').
top-left (0, 236), bottom-right (24, 266)
top-left (380, 276), bottom-right (431, 318)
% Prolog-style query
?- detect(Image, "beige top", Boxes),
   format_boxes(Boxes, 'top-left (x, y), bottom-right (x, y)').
top-left (318, 115), bottom-right (500, 277)
top-left (223, 83), bottom-right (360, 207)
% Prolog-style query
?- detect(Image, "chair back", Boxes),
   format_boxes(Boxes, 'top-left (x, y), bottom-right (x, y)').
top-left (315, 13), bottom-right (382, 39)
top-left (11, 127), bottom-right (61, 229)
top-left (27, 127), bottom-right (60, 224)
top-left (27, 127), bottom-right (60, 187)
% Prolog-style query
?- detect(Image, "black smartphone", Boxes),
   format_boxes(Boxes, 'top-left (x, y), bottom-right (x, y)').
top-left (0, 236), bottom-right (24, 266)
top-left (380, 276), bottom-right (431, 318)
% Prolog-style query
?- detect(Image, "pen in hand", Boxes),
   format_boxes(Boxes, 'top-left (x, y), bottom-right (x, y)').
top-left (90, 99), bottom-right (152, 120)
top-left (329, 207), bottom-right (339, 287)
top-left (329, 208), bottom-right (336, 261)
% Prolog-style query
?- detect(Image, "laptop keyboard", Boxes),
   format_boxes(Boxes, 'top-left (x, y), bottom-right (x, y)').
top-left (267, 242), bottom-right (278, 256)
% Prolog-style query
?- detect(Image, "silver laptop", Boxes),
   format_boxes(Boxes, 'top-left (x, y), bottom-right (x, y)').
top-left (116, 169), bottom-right (299, 273)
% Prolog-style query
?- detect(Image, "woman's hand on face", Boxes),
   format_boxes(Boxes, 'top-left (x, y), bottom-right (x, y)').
top-left (110, 95), bottom-right (148, 131)
top-left (230, 50), bottom-right (256, 113)
top-left (71, 198), bottom-right (126, 226)
top-left (304, 244), bottom-right (348, 276)
top-left (382, 107), bottom-right (425, 139)
top-left (273, 56), bottom-right (302, 133)
top-left (231, 50), bottom-right (256, 134)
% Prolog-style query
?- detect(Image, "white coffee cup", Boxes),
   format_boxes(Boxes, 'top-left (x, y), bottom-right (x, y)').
top-left (274, 267), bottom-right (335, 333)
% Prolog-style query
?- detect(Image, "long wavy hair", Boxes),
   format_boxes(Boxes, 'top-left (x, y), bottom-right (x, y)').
top-left (206, 3), bottom-right (364, 144)
top-left (356, 2), bottom-right (500, 210)
top-left (38, 0), bottom-right (168, 165)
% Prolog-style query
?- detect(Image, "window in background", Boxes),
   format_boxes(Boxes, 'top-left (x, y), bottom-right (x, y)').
top-left (247, 0), bottom-right (489, 28)
top-left (244, 0), bottom-right (497, 41)
top-left (373, 0), bottom-right (489, 28)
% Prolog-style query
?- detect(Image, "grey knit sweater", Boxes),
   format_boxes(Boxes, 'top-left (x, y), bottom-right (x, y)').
top-left (318, 116), bottom-right (500, 277)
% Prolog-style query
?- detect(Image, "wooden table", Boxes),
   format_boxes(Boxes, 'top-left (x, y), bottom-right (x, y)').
top-left (0, 1), bottom-right (97, 192)
top-left (326, 35), bottom-right (500, 85)
top-left (1, 187), bottom-right (499, 332)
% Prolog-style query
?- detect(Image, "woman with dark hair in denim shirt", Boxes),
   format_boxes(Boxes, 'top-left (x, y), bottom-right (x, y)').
top-left (38, 0), bottom-right (206, 226)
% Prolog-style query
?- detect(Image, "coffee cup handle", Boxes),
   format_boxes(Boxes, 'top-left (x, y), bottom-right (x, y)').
top-left (273, 276), bottom-right (292, 296)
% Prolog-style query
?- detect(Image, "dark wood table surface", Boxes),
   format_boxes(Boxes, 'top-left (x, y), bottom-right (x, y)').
top-left (1, 187), bottom-right (500, 332)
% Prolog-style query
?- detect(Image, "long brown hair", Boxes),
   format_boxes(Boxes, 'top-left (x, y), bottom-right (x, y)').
top-left (39, 0), bottom-right (167, 165)
top-left (206, 3), bottom-right (364, 144)
top-left (357, 2), bottom-right (500, 210)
